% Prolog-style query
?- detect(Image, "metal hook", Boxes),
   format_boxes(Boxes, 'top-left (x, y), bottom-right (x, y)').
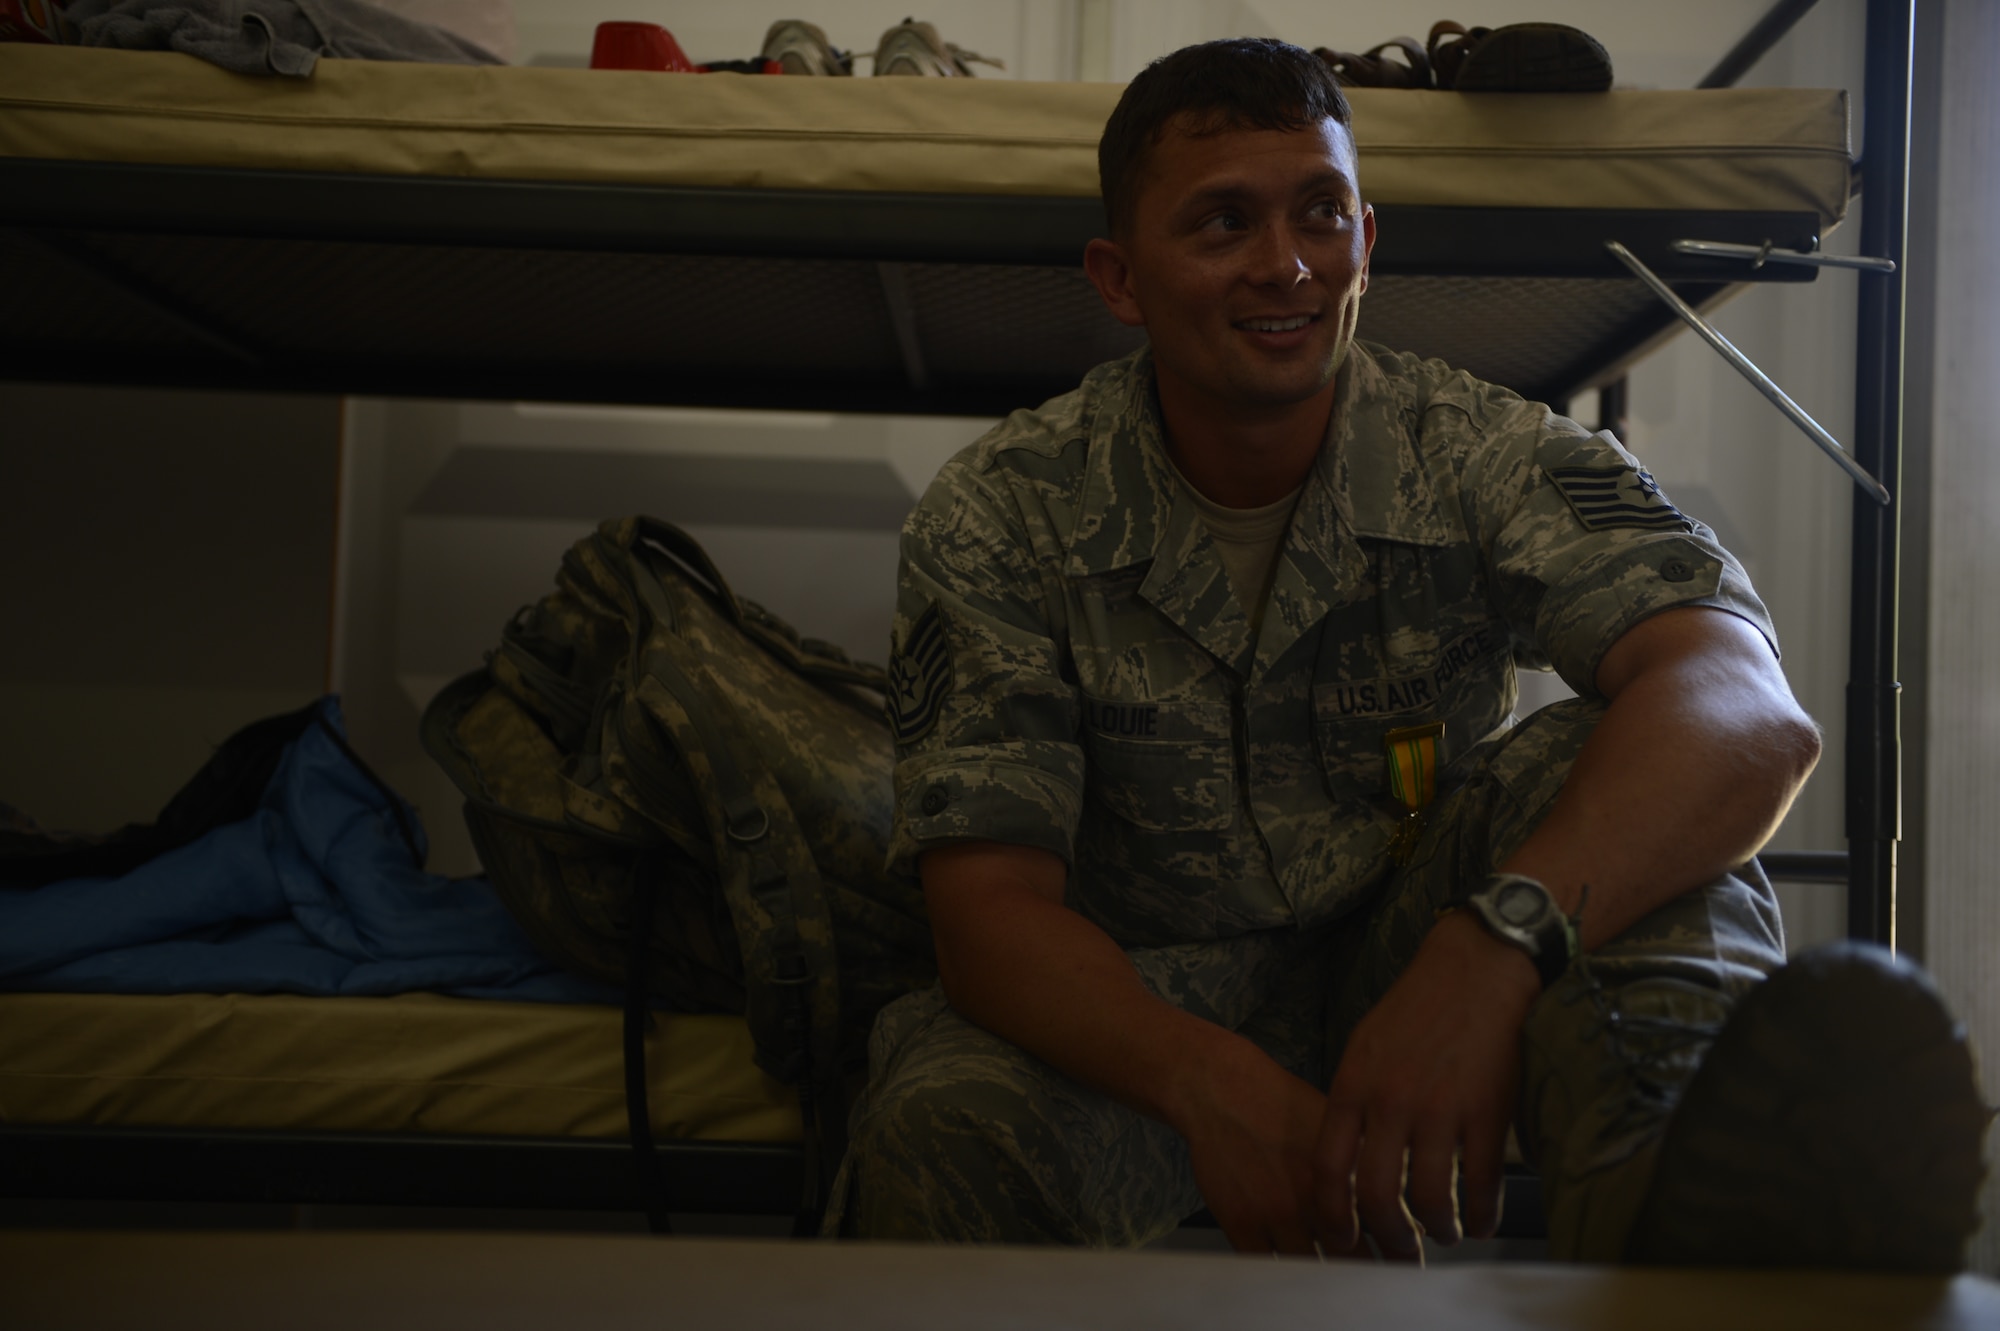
top-left (1605, 241), bottom-right (1891, 508)
top-left (1669, 238), bottom-right (1898, 274)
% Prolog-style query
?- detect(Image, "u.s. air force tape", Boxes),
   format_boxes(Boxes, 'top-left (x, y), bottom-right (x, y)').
top-left (888, 602), bottom-right (951, 745)
top-left (1545, 464), bottom-right (1692, 533)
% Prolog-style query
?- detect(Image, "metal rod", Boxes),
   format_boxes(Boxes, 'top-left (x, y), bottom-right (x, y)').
top-left (875, 262), bottom-right (930, 393)
top-left (1604, 241), bottom-right (1892, 507)
top-left (1596, 376), bottom-right (1629, 445)
top-left (1669, 238), bottom-right (1898, 274)
top-left (1756, 850), bottom-right (1851, 885)
top-left (1846, 0), bottom-right (1914, 949)
top-left (15, 228), bottom-right (263, 367)
top-left (1698, 0), bottom-right (1822, 88)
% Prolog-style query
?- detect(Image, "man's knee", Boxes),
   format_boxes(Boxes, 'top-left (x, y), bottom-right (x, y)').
top-left (843, 1046), bottom-right (1085, 1243)
top-left (1522, 867), bottom-right (1786, 1155)
top-left (1472, 696), bottom-right (1603, 849)
top-left (1518, 865), bottom-right (1787, 1260)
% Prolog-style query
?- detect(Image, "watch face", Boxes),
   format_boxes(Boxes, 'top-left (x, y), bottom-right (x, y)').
top-left (1495, 880), bottom-right (1549, 927)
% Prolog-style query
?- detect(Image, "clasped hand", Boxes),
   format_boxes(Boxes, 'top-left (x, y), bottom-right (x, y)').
top-left (1183, 911), bottom-right (1539, 1259)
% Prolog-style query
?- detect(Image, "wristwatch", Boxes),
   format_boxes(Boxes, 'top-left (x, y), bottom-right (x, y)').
top-left (1461, 873), bottom-right (1577, 989)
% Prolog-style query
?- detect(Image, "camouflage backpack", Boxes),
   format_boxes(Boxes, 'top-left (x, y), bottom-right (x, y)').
top-left (420, 516), bottom-right (935, 1225)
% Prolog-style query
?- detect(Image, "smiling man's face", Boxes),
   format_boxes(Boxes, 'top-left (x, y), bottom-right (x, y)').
top-left (1094, 115), bottom-right (1376, 417)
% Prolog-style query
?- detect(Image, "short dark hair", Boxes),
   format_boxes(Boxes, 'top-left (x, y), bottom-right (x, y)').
top-left (1098, 39), bottom-right (1353, 236)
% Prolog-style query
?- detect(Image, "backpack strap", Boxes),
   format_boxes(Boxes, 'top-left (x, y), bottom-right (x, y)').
top-left (609, 538), bottom-right (848, 1223)
top-left (622, 850), bottom-right (674, 1235)
top-left (492, 609), bottom-right (597, 753)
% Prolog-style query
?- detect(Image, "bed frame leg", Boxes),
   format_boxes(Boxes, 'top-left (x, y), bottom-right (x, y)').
top-left (1844, 0), bottom-right (1913, 950)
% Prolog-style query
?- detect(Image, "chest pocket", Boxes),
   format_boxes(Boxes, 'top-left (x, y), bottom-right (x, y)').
top-left (1081, 696), bottom-right (1236, 832)
top-left (1310, 542), bottom-right (1516, 802)
top-left (1312, 620), bottom-right (1514, 803)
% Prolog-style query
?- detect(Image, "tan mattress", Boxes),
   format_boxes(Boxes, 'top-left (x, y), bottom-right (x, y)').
top-left (0, 991), bottom-right (800, 1142)
top-left (0, 46), bottom-right (1852, 227)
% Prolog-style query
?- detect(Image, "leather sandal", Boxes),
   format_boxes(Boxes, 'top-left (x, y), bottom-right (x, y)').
top-left (1313, 36), bottom-right (1432, 89)
top-left (1429, 19), bottom-right (1612, 92)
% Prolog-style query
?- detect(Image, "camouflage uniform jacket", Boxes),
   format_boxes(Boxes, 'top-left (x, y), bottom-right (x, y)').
top-left (884, 341), bottom-right (1775, 1025)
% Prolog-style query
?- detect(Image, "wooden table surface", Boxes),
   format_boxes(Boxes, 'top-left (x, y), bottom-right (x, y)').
top-left (4, 1230), bottom-right (1997, 1331)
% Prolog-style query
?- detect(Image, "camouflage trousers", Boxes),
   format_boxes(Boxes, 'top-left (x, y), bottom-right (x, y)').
top-left (826, 699), bottom-right (1787, 1258)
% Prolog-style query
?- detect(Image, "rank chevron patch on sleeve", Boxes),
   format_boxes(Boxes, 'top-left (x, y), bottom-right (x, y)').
top-left (1544, 464), bottom-right (1693, 533)
top-left (888, 602), bottom-right (952, 745)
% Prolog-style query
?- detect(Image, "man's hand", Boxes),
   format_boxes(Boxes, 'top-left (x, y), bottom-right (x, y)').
top-left (1167, 1037), bottom-right (1331, 1255)
top-left (1311, 910), bottom-right (1539, 1259)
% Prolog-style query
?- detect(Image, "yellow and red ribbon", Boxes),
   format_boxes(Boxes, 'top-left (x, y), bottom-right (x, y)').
top-left (1384, 720), bottom-right (1445, 864)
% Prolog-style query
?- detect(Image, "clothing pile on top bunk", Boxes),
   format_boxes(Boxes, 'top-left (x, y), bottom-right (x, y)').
top-left (17, 3), bottom-right (1011, 80)
top-left (0, 696), bottom-right (614, 1002)
top-left (50, 0), bottom-right (504, 76)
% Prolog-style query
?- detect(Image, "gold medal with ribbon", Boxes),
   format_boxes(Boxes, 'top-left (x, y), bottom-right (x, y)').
top-left (1384, 720), bottom-right (1445, 864)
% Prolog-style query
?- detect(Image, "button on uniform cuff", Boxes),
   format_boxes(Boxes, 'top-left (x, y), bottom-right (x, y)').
top-left (887, 751), bottom-right (1083, 877)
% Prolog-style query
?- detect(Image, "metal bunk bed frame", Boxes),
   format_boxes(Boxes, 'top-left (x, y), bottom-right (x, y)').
top-left (1, 166), bottom-right (1820, 415)
top-left (0, 0), bottom-right (1912, 1237)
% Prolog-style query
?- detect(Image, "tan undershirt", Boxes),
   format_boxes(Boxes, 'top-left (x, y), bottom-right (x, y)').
top-left (1168, 459), bottom-right (1304, 637)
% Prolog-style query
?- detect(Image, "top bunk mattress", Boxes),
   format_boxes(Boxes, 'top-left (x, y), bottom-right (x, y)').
top-left (0, 45), bottom-right (1853, 226)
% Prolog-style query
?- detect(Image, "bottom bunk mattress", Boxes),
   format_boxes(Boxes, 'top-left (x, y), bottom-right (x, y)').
top-left (0, 991), bottom-right (800, 1143)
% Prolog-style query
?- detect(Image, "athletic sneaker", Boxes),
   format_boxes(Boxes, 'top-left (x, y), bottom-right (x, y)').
top-left (761, 19), bottom-right (853, 76)
top-left (870, 18), bottom-right (1002, 77)
top-left (1627, 941), bottom-right (1991, 1272)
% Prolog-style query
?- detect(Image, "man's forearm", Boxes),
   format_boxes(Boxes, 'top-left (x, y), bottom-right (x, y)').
top-left (1500, 607), bottom-right (1821, 949)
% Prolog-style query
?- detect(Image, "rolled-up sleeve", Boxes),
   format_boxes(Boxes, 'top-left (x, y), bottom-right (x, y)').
top-left (1465, 400), bottom-right (1778, 697)
top-left (884, 458), bottom-right (1082, 878)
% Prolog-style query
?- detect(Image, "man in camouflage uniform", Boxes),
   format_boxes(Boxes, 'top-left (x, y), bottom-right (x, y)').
top-left (831, 39), bottom-right (1983, 1266)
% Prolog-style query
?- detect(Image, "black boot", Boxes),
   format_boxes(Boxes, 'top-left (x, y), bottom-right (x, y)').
top-left (1627, 941), bottom-right (1991, 1272)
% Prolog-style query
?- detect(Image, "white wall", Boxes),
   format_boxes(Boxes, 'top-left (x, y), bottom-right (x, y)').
top-left (1917, 0), bottom-right (2000, 1278)
top-left (0, 385), bottom-right (340, 833)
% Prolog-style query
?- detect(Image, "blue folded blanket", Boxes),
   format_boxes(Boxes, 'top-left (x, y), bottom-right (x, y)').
top-left (0, 698), bottom-right (616, 1003)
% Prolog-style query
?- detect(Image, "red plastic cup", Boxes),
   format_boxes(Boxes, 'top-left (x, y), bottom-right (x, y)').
top-left (590, 22), bottom-right (698, 72)
top-left (0, 0), bottom-right (64, 44)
